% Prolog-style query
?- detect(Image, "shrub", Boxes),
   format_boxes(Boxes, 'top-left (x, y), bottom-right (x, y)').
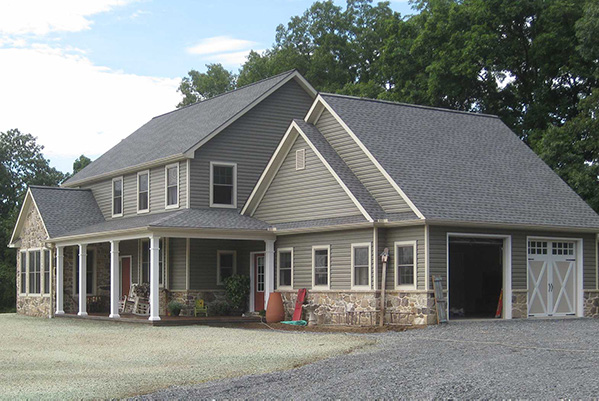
top-left (207, 300), bottom-right (232, 316)
top-left (167, 300), bottom-right (184, 316)
top-left (223, 274), bottom-right (250, 312)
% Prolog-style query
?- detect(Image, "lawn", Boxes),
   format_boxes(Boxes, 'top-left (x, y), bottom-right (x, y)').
top-left (0, 314), bottom-right (372, 400)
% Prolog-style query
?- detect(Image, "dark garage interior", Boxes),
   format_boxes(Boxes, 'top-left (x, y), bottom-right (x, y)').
top-left (449, 237), bottom-right (503, 319)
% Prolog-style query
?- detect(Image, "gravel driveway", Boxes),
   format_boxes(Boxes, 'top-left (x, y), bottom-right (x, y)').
top-left (136, 318), bottom-right (599, 399)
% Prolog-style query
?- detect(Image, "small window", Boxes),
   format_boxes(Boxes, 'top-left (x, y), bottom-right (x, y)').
top-left (166, 164), bottom-right (179, 208)
top-left (296, 149), bottom-right (305, 170)
top-left (20, 251), bottom-right (26, 294)
top-left (75, 249), bottom-right (95, 295)
top-left (112, 177), bottom-right (123, 217)
top-left (138, 171), bottom-right (149, 213)
top-left (312, 246), bottom-right (330, 288)
top-left (395, 242), bottom-right (416, 289)
top-left (552, 242), bottom-right (574, 256)
top-left (528, 241), bottom-right (548, 255)
top-left (278, 248), bottom-right (293, 288)
top-left (28, 250), bottom-right (41, 294)
top-left (210, 162), bottom-right (237, 208)
top-left (43, 249), bottom-right (50, 294)
top-left (217, 250), bottom-right (236, 285)
top-left (352, 244), bottom-right (370, 288)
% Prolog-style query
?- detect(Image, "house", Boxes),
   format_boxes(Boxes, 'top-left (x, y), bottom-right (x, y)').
top-left (9, 70), bottom-right (599, 325)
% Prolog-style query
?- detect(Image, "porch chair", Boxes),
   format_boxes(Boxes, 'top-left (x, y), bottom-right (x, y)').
top-left (194, 299), bottom-right (208, 317)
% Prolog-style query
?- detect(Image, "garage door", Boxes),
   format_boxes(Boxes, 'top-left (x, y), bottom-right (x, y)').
top-left (527, 240), bottom-right (576, 317)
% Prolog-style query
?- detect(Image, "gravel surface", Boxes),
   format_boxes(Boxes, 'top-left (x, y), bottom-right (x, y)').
top-left (136, 318), bottom-right (599, 400)
top-left (0, 314), bottom-right (370, 400)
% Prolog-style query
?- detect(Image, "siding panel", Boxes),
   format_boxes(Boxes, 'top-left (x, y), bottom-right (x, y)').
top-left (169, 238), bottom-right (187, 290)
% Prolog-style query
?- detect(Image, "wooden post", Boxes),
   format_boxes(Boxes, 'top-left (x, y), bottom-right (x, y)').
top-left (379, 248), bottom-right (389, 327)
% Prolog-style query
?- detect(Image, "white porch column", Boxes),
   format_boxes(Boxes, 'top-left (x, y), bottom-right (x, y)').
top-left (149, 236), bottom-right (161, 321)
top-left (109, 240), bottom-right (120, 318)
top-left (55, 246), bottom-right (64, 315)
top-left (264, 239), bottom-right (275, 307)
top-left (78, 244), bottom-right (88, 316)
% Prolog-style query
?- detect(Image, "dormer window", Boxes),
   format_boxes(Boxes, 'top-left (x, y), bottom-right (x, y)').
top-left (112, 177), bottom-right (123, 217)
top-left (165, 163), bottom-right (179, 208)
top-left (210, 162), bottom-right (237, 208)
top-left (137, 170), bottom-right (149, 213)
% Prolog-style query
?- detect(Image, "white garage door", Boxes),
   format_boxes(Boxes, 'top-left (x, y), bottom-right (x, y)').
top-left (527, 240), bottom-right (577, 317)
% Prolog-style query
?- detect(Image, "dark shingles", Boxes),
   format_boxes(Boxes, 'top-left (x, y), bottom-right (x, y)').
top-left (64, 70), bottom-right (297, 185)
top-left (321, 93), bottom-right (599, 229)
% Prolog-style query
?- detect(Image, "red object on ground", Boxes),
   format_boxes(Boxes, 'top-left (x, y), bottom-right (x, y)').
top-left (265, 292), bottom-right (285, 323)
top-left (293, 288), bottom-right (307, 321)
top-left (495, 289), bottom-right (503, 318)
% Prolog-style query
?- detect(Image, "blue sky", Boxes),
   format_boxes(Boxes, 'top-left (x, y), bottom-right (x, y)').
top-left (0, 0), bottom-right (415, 173)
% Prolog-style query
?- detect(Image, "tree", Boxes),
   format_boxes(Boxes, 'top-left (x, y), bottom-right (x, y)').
top-left (176, 63), bottom-right (236, 108)
top-left (73, 155), bottom-right (92, 174)
top-left (0, 129), bottom-right (65, 312)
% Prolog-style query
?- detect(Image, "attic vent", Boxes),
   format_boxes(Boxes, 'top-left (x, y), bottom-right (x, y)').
top-left (296, 149), bottom-right (306, 171)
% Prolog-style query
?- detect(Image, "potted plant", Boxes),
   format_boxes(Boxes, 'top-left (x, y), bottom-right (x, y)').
top-left (167, 300), bottom-right (184, 317)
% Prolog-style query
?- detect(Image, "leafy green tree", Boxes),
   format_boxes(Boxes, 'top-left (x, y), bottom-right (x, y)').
top-left (0, 129), bottom-right (65, 312)
top-left (176, 63), bottom-right (236, 108)
top-left (72, 155), bottom-right (92, 174)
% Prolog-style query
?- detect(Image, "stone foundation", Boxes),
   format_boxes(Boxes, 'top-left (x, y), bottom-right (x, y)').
top-left (17, 295), bottom-right (52, 317)
top-left (584, 290), bottom-right (599, 318)
top-left (164, 290), bottom-right (226, 316)
top-left (511, 291), bottom-right (528, 319)
top-left (280, 290), bottom-right (435, 326)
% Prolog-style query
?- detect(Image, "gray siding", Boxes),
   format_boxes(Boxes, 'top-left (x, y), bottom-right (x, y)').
top-left (85, 180), bottom-right (112, 219)
top-left (275, 229), bottom-right (374, 290)
top-left (315, 109), bottom-right (414, 215)
top-left (169, 238), bottom-right (187, 290)
top-left (254, 134), bottom-right (364, 224)
top-left (429, 225), bottom-right (597, 291)
top-left (190, 80), bottom-right (314, 209)
top-left (377, 226), bottom-right (426, 290)
top-left (120, 239), bottom-right (139, 285)
top-left (189, 239), bottom-right (264, 290)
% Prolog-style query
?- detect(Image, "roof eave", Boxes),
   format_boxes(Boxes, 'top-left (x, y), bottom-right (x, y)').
top-left (426, 218), bottom-right (599, 233)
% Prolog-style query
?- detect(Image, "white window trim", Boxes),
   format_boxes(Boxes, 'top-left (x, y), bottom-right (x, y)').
top-left (394, 240), bottom-right (417, 290)
top-left (312, 245), bottom-right (331, 290)
top-left (22, 248), bottom-right (46, 297)
top-left (73, 247), bottom-right (97, 296)
top-left (277, 247), bottom-right (294, 290)
top-left (19, 250), bottom-right (27, 295)
top-left (42, 249), bottom-right (51, 296)
top-left (165, 163), bottom-right (180, 209)
top-left (351, 242), bottom-right (372, 290)
top-left (210, 161), bottom-right (237, 209)
top-left (112, 176), bottom-right (124, 217)
top-left (137, 170), bottom-right (150, 214)
top-left (217, 250), bottom-right (237, 285)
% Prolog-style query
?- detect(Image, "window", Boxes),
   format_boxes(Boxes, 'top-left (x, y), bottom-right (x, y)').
top-left (140, 238), bottom-right (166, 285)
top-left (43, 249), bottom-right (50, 294)
top-left (137, 171), bottom-right (149, 213)
top-left (528, 241), bottom-right (548, 255)
top-left (395, 241), bottom-right (416, 289)
top-left (295, 149), bottom-right (305, 170)
top-left (210, 162), bottom-right (237, 208)
top-left (75, 249), bottom-right (95, 295)
top-left (112, 177), bottom-right (123, 217)
top-left (217, 250), bottom-right (236, 285)
top-left (277, 248), bottom-right (293, 288)
top-left (352, 244), bottom-right (371, 289)
top-left (165, 164), bottom-right (179, 208)
top-left (552, 241), bottom-right (574, 256)
top-left (20, 251), bottom-right (26, 294)
top-left (28, 250), bottom-right (41, 294)
top-left (312, 246), bottom-right (330, 289)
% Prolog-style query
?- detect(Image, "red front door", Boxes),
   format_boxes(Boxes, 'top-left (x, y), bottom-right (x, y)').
top-left (254, 254), bottom-right (265, 311)
top-left (121, 257), bottom-right (131, 297)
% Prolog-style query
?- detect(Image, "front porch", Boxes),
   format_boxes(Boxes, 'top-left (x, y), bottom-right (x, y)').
top-left (53, 229), bottom-right (276, 322)
top-left (55, 312), bottom-right (261, 326)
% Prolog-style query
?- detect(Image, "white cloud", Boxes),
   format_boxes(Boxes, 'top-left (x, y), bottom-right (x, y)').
top-left (0, 0), bottom-right (133, 35)
top-left (204, 49), bottom-right (265, 66)
top-left (0, 44), bottom-right (180, 172)
top-left (187, 36), bottom-right (257, 56)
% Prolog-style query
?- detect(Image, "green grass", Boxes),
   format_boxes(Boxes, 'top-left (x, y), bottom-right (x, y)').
top-left (0, 314), bottom-right (372, 400)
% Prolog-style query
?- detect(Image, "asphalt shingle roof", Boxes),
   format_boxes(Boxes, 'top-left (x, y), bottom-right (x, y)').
top-left (29, 186), bottom-right (105, 238)
top-left (321, 93), bottom-right (599, 229)
top-left (64, 70), bottom-right (298, 185)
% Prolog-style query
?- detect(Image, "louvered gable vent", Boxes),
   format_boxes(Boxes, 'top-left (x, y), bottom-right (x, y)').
top-left (296, 148), bottom-right (306, 170)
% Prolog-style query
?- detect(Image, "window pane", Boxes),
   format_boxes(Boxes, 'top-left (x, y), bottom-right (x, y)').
top-left (86, 251), bottom-right (94, 295)
top-left (113, 179), bottom-right (122, 196)
top-left (314, 249), bottom-right (328, 286)
top-left (220, 253), bottom-right (233, 268)
top-left (44, 250), bottom-right (50, 294)
top-left (220, 267), bottom-right (233, 282)
top-left (280, 252), bottom-right (291, 269)
top-left (139, 173), bottom-right (148, 192)
top-left (398, 266), bottom-right (414, 285)
top-left (213, 165), bottom-right (233, 185)
top-left (213, 185), bottom-right (233, 205)
top-left (355, 266), bottom-right (369, 286)
top-left (20, 252), bottom-right (26, 293)
top-left (167, 186), bottom-right (178, 206)
top-left (315, 268), bottom-right (328, 285)
top-left (280, 269), bottom-right (291, 287)
top-left (139, 192), bottom-right (148, 210)
top-left (167, 167), bottom-right (177, 186)
top-left (397, 246), bottom-right (413, 265)
top-left (315, 250), bottom-right (328, 268)
top-left (354, 247), bottom-right (369, 266)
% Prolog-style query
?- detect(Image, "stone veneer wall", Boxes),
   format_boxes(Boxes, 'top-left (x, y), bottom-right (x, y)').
top-left (511, 290), bottom-right (528, 319)
top-left (164, 290), bottom-right (226, 316)
top-left (279, 290), bottom-right (436, 326)
top-left (584, 290), bottom-right (599, 318)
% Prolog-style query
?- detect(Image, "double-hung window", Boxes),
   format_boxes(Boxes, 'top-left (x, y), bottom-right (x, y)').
top-left (312, 246), bottom-right (330, 289)
top-left (395, 241), bottom-right (417, 289)
top-left (137, 171), bottom-right (149, 213)
top-left (217, 250), bottom-right (236, 285)
top-left (112, 177), bottom-right (123, 217)
top-left (28, 250), bottom-right (41, 294)
top-left (20, 251), bottom-right (27, 294)
top-left (210, 162), bottom-right (237, 208)
top-left (75, 249), bottom-right (95, 295)
top-left (277, 248), bottom-right (293, 289)
top-left (165, 164), bottom-right (179, 208)
top-left (351, 243), bottom-right (371, 289)
top-left (43, 249), bottom-right (50, 294)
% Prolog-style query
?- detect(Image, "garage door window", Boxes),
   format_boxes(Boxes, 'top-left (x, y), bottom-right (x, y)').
top-left (552, 242), bottom-right (574, 255)
top-left (528, 241), bottom-right (548, 255)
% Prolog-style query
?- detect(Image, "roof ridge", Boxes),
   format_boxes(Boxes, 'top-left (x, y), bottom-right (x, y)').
top-left (30, 185), bottom-right (91, 192)
top-left (152, 69), bottom-right (297, 120)
top-left (320, 92), bottom-right (500, 119)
